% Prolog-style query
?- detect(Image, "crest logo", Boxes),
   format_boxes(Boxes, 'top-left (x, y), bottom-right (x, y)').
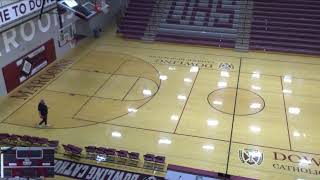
top-left (239, 149), bottom-right (264, 166)
top-left (218, 63), bottom-right (234, 71)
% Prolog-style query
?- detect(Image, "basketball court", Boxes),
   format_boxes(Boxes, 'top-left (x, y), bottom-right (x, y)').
top-left (1, 25), bottom-right (320, 179)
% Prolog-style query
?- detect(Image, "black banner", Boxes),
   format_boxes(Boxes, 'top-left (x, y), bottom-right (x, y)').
top-left (55, 158), bottom-right (165, 180)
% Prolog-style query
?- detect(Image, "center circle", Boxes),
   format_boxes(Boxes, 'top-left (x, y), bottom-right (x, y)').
top-left (207, 88), bottom-right (265, 116)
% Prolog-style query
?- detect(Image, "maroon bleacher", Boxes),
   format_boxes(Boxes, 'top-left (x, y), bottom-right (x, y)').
top-left (250, 0), bottom-right (320, 55)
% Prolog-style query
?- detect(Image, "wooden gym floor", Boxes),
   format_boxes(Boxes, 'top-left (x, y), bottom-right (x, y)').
top-left (1, 26), bottom-right (320, 179)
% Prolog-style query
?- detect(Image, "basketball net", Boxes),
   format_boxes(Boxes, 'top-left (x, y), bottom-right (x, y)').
top-left (66, 35), bottom-right (76, 49)
top-left (70, 39), bottom-right (76, 49)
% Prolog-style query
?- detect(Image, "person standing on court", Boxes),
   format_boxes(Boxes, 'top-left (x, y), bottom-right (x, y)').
top-left (38, 99), bottom-right (48, 127)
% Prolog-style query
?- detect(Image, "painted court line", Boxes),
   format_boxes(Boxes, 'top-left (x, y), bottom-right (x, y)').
top-left (174, 69), bottom-right (200, 133)
top-left (225, 57), bottom-right (242, 175)
top-left (280, 76), bottom-right (292, 150)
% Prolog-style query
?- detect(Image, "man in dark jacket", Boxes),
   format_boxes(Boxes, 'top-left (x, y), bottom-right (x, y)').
top-left (38, 99), bottom-right (48, 127)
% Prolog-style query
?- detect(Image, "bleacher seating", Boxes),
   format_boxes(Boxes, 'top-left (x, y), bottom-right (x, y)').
top-left (250, 0), bottom-right (320, 55)
top-left (118, 0), bottom-right (241, 48)
top-left (118, 0), bottom-right (320, 56)
top-left (156, 0), bottom-right (240, 48)
top-left (117, 0), bottom-right (157, 39)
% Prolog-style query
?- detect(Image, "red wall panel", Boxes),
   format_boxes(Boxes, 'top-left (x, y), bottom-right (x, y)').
top-left (2, 39), bottom-right (56, 93)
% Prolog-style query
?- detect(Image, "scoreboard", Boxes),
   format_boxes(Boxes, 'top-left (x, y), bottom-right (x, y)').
top-left (1, 147), bottom-right (55, 178)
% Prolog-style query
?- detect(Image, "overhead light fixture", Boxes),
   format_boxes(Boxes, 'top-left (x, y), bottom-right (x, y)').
top-left (159, 75), bottom-right (168, 80)
top-left (111, 131), bottom-right (122, 138)
top-left (190, 66), bottom-right (199, 72)
top-left (207, 119), bottom-right (219, 126)
top-left (202, 145), bottom-right (215, 150)
top-left (170, 115), bottom-right (179, 121)
top-left (128, 108), bottom-right (138, 113)
top-left (251, 85), bottom-right (261, 90)
top-left (289, 107), bottom-right (300, 115)
top-left (250, 125), bottom-right (261, 133)
top-left (184, 78), bottom-right (192, 83)
top-left (252, 72), bottom-right (260, 79)
top-left (177, 95), bottom-right (187, 100)
top-left (143, 89), bottom-right (152, 96)
top-left (218, 81), bottom-right (227, 88)
top-left (169, 67), bottom-right (176, 70)
top-left (220, 71), bottom-right (230, 77)
top-left (158, 138), bottom-right (172, 145)
top-left (250, 103), bottom-right (261, 109)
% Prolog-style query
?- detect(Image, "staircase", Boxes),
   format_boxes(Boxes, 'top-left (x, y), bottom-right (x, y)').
top-left (117, 0), bottom-right (157, 40)
top-left (142, 0), bottom-right (167, 41)
top-left (235, 0), bottom-right (253, 51)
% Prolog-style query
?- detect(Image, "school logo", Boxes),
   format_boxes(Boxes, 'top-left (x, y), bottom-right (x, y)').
top-left (218, 63), bottom-right (234, 71)
top-left (239, 148), bottom-right (264, 166)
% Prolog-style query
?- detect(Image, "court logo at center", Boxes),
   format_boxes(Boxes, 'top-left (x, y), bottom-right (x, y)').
top-left (239, 148), bottom-right (264, 166)
top-left (218, 63), bottom-right (234, 70)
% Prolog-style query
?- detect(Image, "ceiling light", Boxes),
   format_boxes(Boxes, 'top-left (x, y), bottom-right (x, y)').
top-left (207, 119), bottom-right (219, 126)
top-left (250, 126), bottom-right (261, 133)
top-left (218, 81), bottom-right (227, 88)
top-left (202, 145), bottom-right (215, 150)
top-left (213, 100), bottom-right (223, 105)
top-left (250, 103), bottom-right (261, 109)
top-left (168, 67), bottom-right (176, 70)
top-left (184, 78), bottom-right (192, 83)
top-left (158, 138), bottom-right (172, 145)
top-left (190, 66), bottom-right (199, 72)
top-left (143, 89), bottom-right (152, 96)
top-left (251, 85), bottom-right (261, 90)
top-left (220, 71), bottom-right (230, 77)
top-left (128, 108), bottom-right (138, 113)
top-left (170, 115), bottom-right (179, 121)
top-left (252, 72), bottom-right (260, 79)
top-left (282, 89), bottom-right (292, 94)
top-left (159, 75), bottom-right (168, 80)
top-left (111, 131), bottom-right (122, 138)
top-left (289, 107), bottom-right (300, 115)
top-left (177, 95), bottom-right (187, 100)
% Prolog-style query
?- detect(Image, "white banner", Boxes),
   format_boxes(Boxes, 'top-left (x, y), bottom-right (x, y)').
top-left (0, 0), bottom-right (56, 27)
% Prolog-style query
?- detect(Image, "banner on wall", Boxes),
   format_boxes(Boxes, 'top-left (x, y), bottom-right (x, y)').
top-left (2, 39), bottom-right (56, 93)
top-left (0, 0), bottom-right (56, 27)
